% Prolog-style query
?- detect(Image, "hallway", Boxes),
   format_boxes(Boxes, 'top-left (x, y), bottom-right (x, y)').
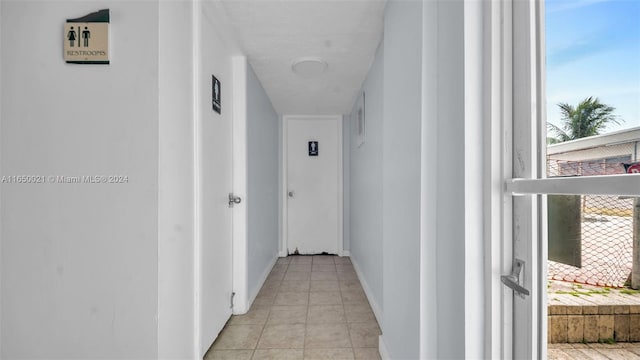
top-left (205, 255), bottom-right (381, 360)
top-left (3, 1), bottom-right (600, 358)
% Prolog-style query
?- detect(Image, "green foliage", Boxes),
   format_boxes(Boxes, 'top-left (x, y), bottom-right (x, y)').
top-left (598, 338), bottom-right (616, 344)
top-left (554, 285), bottom-right (611, 297)
top-left (620, 288), bottom-right (640, 295)
top-left (547, 97), bottom-right (622, 143)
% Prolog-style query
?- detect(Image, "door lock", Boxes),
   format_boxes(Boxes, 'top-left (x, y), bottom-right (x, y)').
top-left (288, 191), bottom-right (295, 198)
top-left (501, 258), bottom-right (530, 297)
top-left (228, 193), bottom-right (242, 208)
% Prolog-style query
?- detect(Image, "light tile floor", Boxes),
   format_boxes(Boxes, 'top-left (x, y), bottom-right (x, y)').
top-left (548, 343), bottom-right (640, 359)
top-left (204, 255), bottom-right (382, 360)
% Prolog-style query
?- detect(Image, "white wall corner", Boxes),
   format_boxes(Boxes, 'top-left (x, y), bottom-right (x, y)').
top-left (337, 115), bottom-right (344, 257)
top-left (350, 257), bottom-right (383, 332)
top-left (342, 250), bottom-right (351, 257)
top-left (242, 254), bottom-right (279, 314)
top-left (193, 2), bottom-right (203, 357)
top-left (341, 113), bottom-right (351, 254)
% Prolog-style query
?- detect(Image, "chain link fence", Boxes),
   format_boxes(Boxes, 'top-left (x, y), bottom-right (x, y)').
top-left (547, 139), bottom-right (638, 288)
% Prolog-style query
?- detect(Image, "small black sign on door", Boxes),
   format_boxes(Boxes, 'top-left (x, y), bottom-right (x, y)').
top-left (308, 141), bottom-right (319, 156)
top-left (212, 75), bottom-right (221, 114)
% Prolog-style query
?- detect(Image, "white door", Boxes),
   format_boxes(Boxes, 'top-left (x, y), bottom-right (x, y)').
top-left (199, 31), bottom-right (233, 354)
top-left (284, 116), bottom-right (342, 255)
top-left (201, 101), bottom-right (233, 354)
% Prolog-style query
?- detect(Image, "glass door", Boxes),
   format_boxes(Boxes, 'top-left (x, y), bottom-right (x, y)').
top-left (506, 0), bottom-right (640, 357)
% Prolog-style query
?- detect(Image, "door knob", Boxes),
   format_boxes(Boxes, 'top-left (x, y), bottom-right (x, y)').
top-left (288, 191), bottom-right (295, 198)
top-left (228, 193), bottom-right (242, 208)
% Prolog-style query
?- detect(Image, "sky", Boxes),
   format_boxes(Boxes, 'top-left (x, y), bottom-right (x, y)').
top-left (546, 0), bottom-right (640, 133)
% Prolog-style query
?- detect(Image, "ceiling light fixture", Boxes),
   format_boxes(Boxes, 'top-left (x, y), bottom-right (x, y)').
top-left (291, 57), bottom-right (328, 78)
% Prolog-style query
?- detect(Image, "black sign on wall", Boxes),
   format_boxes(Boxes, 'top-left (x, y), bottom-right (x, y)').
top-left (308, 141), bottom-right (319, 156)
top-left (212, 75), bottom-right (221, 114)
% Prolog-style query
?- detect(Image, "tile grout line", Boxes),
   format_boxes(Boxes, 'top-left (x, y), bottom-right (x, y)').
top-left (251, 287), bottom-right (270, 355)
top-left (303, 274), bottom-right (311, 359)
top-left (239, 255), bottom-right (379, 359)
top-left (339, 257), bottom-right (358, 360)
top-left (252, 261), bottom-right (284, 357)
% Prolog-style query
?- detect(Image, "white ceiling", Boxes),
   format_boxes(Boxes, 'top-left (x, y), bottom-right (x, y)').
top-left (219, 0), bottom-right (386, 115)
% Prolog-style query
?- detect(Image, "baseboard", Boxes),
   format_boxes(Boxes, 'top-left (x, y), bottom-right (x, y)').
top-left (379, 335), bottom-right (391, 360)
top-left (279, 250), bottom-right (287, 257)
top-left (249, 254), bottom-right (279, 305)
top-left (243, 254), bottom-right (278, 313)
top-left (350, 256), bottom-right (383, 331)
top-left (342, 250), bottom-right (351, 256)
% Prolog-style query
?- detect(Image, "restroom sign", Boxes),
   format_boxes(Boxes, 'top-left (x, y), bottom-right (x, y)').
top-left (308, 141), bottom-right (319, 156)
top-left (64, 9), bottom-right (110, 64)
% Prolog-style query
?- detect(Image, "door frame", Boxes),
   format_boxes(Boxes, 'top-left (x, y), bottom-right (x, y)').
top-left (506, 0), bottom-right (546, 358)
top-left (231, 56), bottom-right (249, 314)
top-left (281, 115), bottom-right (344, 256)
top-left (481, 0), bottom-right (540, 357)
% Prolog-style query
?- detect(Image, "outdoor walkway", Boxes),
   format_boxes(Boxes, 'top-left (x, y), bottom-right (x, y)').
top-left (548, 343), bottom-right (640, 359)
top-left (204, 255), bottom-right (382, 360)
top-left (548, 280), bottom-right (640, 344)
top-left (548, 280), bottom-right (640, 359)
top-left (548, 280), bottom-right (640, 308)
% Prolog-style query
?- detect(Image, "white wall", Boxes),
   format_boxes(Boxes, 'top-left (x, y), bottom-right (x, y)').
top-left (348, 42), bottom-right (384, 317)
top-left (381, 2), bottom-right (423, 359)
top-left (2, 1), bottom-right (159, 358)
top-left (246, 64), bottom-right (280, 302)
top-left (342, 114), bottom-right (350, 253)
top-left (1, 1), bottom-right (245, 358)
top-left (348, 3), bottom-right (424, 358)
top-left (278, 116), bottom-right (284, 256)
top-left (420, 1), bottom-right (485, 358)
top-left (429, 1), bottom-right (467, 358)
top-left (158, 1), bottom-right (197, 357)
top-left (349, 1), bottom-right (481, 358)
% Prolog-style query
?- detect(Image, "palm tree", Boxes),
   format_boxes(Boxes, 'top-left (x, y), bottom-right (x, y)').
top-left (547, 97), bottom-right (622, 143)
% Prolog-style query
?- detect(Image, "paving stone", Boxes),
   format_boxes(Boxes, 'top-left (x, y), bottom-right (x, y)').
top-left (549, 305), bottom-right (567, 315)
top-left (549, 316), bottom-right (568, 343)
top-left (599, 306), bottom-right (614, 315)
top-left (566, 306), bottom-right (582, 315)
top-left (567, 315), bottom-right (584, 343)
top-left (584, 315), bottom-right (599, 342)
top-left (614, 314), bottom-right (630, 342)
top-left (598, 315), bottom-right (614, 341)
top-left (614, 305), bottom-right (630, 315)
top-left (583, 306), bottom-right (599, 315)
top-left (630, 315), bottom-right (640, 342)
